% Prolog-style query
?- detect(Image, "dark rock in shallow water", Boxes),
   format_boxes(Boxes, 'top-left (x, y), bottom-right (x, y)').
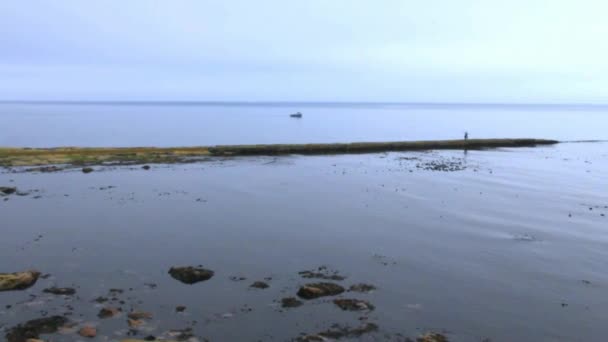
top-left (299, 266), bottom-right (346, 281)
top-left (5, 316), bottom-right (68, 342)
top-left (333, 298), bottom-right (375, 311)
top-left (348, 283), bottom-right (377, 293)
top-left (79, 325), bottom-right (97, 338)
top-left (0, 270), bottom-right (41, 291)
top-left (295, 323), bottom-right (378, 341)
top-left (142, 165), bottom-right (151, 170)
top-left (81, 167), bottom-right (94, 174)
top-left (417, 332), bottom-right (449, 342)
top-left (297, 282), bottom-right (345, 299)
top-left (169, 266), bottom-right (214, 284)
top-left (128, 311), bottom-right (153, 320)
top-left (98, 307), bottom-right (121, 319)
top-left (250, 281), bottom-right (269, 289)
top-left (175, 305), bottom-right (186, 312)
top-left (281, 297), bottom-right (303, 308)
top-left (0, 186), bottom-right (17, 195)
top-left (43, 287), bottom-right (76, 296)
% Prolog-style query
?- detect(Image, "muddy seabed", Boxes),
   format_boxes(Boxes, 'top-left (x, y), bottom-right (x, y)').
top-left (1, 142), bottom-right (607, 341)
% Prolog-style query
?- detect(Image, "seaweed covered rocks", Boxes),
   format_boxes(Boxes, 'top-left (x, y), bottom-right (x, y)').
top-left (5, 316), bottom-right (69, 342)
top-left (0, 270), bottom-right (41, 291)
top-left (297, 282), bottom-right (345, 299)
top-left (418, 332), bottom-right (449, 342)
top-left (168, 266), bottom-right (214, 284)
top-left (295, 323), bottom-right (379, 341)
top-left (333, 298), bottom-right (375, 311)
top-left (281, 297), bottom-right (303, 308)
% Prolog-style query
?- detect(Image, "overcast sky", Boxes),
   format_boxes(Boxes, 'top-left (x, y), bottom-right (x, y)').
top-left (1, 1), bottom-right (606, 102)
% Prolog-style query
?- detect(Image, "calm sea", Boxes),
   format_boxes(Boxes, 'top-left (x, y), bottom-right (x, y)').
top-left (1, 102), bottom-right (607, 147)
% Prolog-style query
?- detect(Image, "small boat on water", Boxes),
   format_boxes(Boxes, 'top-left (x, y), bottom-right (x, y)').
top-left (290, 112), bottom-right (303, 118)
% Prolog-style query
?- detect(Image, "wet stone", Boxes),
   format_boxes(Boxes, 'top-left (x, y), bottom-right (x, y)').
top-left (175, 305), bottom-right (186, 312)
top-left (297, 282), bottom-right (345, 299)
top-left (79, 325), bottom-right (97, 338)
top-left (333, 298), bottom-right (375, 311)
top-left (5, 316), bottom-right (69, 342)
top-left (0, 270), bottom-right (41, 292)
top-left (81, 167), bottom-right (94, 174)
top-left (250, 281), bottom-right (270, 289)
top-left (281, 297), bottom-right (303, 308)
top-left (417, 332), bottom-right (449, 342)
top-left (98, 307), bottom-right (122, 319)
top-left (128, 311), bottom-right (153, 320)
top-left (298, 266), bottom-right (346, 281)
top-left (169, 266), bottom-right (214, 284)
top-left (43, 287), bottom-right (76, 296)
top-left (296, 323), bottom-right (379, 341)
top-left (348, 283), bottom-right (377, 293)
top-left (0, 186), bottom-right (17, 195)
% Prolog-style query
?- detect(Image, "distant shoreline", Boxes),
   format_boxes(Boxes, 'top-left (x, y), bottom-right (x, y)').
top-left (0, 138), bottom-right (558, 168)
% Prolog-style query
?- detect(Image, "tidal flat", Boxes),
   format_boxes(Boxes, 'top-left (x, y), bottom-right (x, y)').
top-left (1, 142), bottom-right (607, 341)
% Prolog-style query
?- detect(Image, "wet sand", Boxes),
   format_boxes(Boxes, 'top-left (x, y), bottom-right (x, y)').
top-left (1, 142), bottom-right (607, 341)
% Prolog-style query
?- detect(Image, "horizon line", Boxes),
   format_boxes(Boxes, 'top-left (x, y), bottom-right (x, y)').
top-left (2, 100), bottom-right (608, 107)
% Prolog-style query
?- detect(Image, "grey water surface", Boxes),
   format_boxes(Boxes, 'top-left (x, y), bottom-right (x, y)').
top-left (1, 139), bottom-right (607, 341)
top-left (1, 102), bottom-right (608, 147)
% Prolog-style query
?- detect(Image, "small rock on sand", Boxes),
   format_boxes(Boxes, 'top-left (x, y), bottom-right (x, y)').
top-left (168, 266), bottom-right (214, 284)
top-left (297, 283), bottom-right (345, 299)
top-left (79, 326), bottom-right (97, 338)
top-left (0, 270), bottom-right (41, 292)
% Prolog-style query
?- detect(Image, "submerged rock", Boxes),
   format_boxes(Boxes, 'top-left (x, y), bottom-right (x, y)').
top-left (281, 297), bottom-right (303, 308)
top-left (81, 167), bottom-right (94, 174)
top-left (128, 318), bottom-right (144, 328)
top-left (0, 186), bottom-right (17, 195)
top-left (142, 165), bottom-right (151, 170)
top-left (168, 266), bottom-right (214, 284)
top-left (250, 281), bottom-right (269, 289)
top-left (0, 270), bottom-right (41, 291)
top-left (79, 326), bottom-right (97, 338)
top-left (175, 305), bottom-right (186, 312)
top-left (297, 282), bottom-right (345, 299)
top-left (128, 311), bottom-right (153, 320)
top-left (43, 287), bottom-right (76, 296)
top-left (417, 332), bottom-right (449, 342)
top-left (5, 316), bottom-right (69, 342)
top-left (299, 266), bottom-right (346, 281)
top-left (295, 323), bottom-right (378, 341)
top-left (98, 307), bottom-right (121, 319)
top-left (333, 298), bottom-right (375, 311)
top-left (348, 283), bottom-right (376, 293)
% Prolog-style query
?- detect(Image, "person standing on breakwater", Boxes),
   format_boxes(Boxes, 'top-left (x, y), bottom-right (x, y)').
top-left (464, 131), bottom-right (469, 141)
